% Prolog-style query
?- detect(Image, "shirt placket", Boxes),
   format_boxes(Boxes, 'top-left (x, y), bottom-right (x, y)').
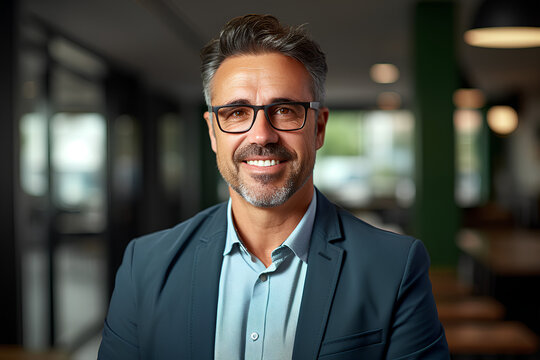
top-left (244, 270), bottom-right (270, 360)
top-left (244, 248), bottom-right (289, 360)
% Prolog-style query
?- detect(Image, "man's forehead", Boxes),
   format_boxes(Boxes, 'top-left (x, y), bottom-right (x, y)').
top-left (229, 64), bottom-right (267, 71)
top-left (211, 53), bottom-right (312, 102)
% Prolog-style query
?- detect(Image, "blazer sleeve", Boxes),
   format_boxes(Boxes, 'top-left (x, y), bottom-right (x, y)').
top-left (386, 239), bottom-right (450, 359)
top-left (98, 240), bottom-right (140, 360)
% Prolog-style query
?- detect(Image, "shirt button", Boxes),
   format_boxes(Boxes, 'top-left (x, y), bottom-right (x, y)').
top-left (259, 274), bottom-right (268, 282)
top-left (250, 332), bottom-right (259, 341)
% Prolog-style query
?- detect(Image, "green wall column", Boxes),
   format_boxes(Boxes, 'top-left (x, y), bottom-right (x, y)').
top-left (413, 0), bottom-right (459, 266)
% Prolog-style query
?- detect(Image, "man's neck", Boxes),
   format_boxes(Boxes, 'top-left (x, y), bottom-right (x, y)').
top-left (230, 182), bottom-right (314, 267)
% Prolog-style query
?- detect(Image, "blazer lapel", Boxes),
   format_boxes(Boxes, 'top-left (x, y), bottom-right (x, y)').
top-left (189, 206), bottom-right (227, 360)
top-left (292, 191), bottom-right (344, 360)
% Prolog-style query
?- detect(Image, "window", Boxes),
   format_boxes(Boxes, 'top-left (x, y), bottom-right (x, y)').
top-left (314, 110), bottom-right (415, 209)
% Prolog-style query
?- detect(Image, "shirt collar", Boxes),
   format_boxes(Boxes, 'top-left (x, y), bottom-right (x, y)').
top-left (224, 191), bottom-right (317, 264)
top-left (223, 200), bottom-right (241, 256)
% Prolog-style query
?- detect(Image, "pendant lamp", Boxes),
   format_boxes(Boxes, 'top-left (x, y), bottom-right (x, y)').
top-left (464, 0), bottom-right (540, 48)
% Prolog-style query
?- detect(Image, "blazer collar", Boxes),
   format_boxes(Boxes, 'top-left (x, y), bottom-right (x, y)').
top-left (312, 188), bottom-right (343, 244)
top-left (293, 189), bottom-right (345, 360)
top-left (189, 202), bottom-right (227, 359)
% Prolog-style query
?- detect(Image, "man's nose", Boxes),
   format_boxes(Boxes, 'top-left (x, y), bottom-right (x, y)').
top-left (246, 109), bottom-right (279, 146)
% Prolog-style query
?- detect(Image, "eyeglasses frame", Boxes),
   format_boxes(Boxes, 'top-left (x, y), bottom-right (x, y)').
top-left (209, 101), bottom-right (320, 134)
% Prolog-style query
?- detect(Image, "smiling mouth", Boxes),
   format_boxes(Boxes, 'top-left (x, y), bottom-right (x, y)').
top-left (245, 159), bottom-right (281, 167)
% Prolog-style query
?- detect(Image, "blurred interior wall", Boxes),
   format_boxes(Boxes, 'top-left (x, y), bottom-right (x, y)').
top-left (508, 92), bottom-right (540, 227)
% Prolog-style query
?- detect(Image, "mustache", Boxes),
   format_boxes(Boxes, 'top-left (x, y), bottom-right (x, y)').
top-left (234, 144), bottom-right (293, 162)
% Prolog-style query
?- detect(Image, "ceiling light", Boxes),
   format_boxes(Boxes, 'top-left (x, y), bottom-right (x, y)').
top-left (370, 63), bottom-right (400, 84)
top-left (377, 92), bottom-right (401, 110)
top-left (453, 88), bottom-right (486, 109)
top-left (454, 109), bottom-right (482, 133)
top-left (465, 0), bottom-right (540, 48)
top-left (465, 27), bottom-right (540, 48)
top-left (487, 105), bottom-right (518, 135)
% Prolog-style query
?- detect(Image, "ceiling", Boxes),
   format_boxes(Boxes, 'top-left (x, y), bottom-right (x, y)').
top-left (22, 0), bottom-right (540, 108)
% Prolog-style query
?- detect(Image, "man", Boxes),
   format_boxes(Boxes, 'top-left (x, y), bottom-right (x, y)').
top-left (98, 14), bottom-right (449, 359)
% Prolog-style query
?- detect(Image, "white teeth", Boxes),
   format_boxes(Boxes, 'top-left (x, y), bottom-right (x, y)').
top-left (246, 160), bottom-right (280, 167)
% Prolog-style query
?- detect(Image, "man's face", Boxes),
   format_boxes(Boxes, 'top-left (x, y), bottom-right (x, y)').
top-left (204, 53), bottom-right (328, 207)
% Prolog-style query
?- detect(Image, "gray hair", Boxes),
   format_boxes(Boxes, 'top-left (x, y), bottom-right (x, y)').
top-left (200, 14), bottom-right (327, 106)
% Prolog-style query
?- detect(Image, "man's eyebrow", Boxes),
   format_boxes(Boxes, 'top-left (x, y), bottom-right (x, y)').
top-left (222, 99), bottom-right (251, 106)
top-left (220, 98), bottom-right (301, 106)
top-left (270, 97), bottom-right (298, 104)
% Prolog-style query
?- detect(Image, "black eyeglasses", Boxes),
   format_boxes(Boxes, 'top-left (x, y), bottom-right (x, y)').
top-left (210, 101), bottom-right (320, 133)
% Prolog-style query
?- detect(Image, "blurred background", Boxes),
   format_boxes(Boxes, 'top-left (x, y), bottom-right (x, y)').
top-left (2, 0), bottom-right (540, 358)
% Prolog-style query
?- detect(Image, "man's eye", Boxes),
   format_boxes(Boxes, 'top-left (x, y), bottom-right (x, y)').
top-left (273, 107), bottom-right (296, 116)
top-left (221, 107), bottom-right (250, 120)
top-left (232, 110), bottom-right (246, 117)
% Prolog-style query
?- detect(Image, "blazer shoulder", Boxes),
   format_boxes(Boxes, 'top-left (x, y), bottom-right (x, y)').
top-left (315, 190), bottom-right (417, 251)
top-left (129, 202), bottom-right (228, 261)
top-left (336, 205), bottom-right (416, 247)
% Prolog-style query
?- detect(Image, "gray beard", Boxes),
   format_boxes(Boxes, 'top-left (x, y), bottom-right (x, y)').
top-left (228, 172), bottom-right (310, 208)
top-left (219, 143), bottom-right (313, 207)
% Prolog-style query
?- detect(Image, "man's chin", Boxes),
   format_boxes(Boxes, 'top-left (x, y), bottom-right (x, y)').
top-left (234, 183), bottom-right (293, 208)
top-left (248, 173), bottom-right (282, 185)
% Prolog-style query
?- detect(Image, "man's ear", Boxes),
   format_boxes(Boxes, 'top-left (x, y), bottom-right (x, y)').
top-left (204, 111), bottom-right (217, 153)
top-left (315, 107), bottom-right (329, 150)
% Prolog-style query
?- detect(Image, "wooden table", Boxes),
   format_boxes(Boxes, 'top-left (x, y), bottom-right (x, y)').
top-left (444, 321), bottom-right (539, 355)
top-left (457, 228), bottom-right (540, 334)
top-left (457, 229), bottom-right (540, 276)
top-left (429, 268), bottom-right (473, 299)
top-left (437, 296), bottom-right (505, 323)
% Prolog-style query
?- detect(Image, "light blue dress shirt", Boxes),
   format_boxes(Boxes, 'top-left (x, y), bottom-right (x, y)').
top-left (214, 193), bottom-right (317, 360)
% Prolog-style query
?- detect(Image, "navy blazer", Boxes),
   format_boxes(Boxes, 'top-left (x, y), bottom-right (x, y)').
top-left (98, 190), bottom-right (449, 359)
